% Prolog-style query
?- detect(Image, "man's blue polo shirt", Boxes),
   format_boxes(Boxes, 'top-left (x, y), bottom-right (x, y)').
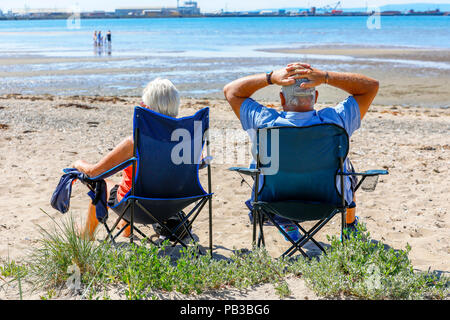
top-left (240, 96), bottom-right (361, 205)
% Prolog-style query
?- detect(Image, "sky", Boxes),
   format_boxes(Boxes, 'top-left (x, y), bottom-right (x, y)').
top-left (1, 0), bottom-right (449, 12)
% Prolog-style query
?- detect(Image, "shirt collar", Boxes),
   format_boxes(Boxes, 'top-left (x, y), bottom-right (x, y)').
top-left (280, 110), bottom-right (317, 120)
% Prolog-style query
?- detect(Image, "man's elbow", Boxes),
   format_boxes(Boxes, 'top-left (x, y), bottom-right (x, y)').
top-left (365, 78), bottom-right (379, 100)
top-left (369, 78), bottom-right (379, 94)
top-left (373, 79), bottom-right (379, 91)
top-left (370, 80), bottom-right (379, 102)
top-left (223, 83), bottom-right (234, 102)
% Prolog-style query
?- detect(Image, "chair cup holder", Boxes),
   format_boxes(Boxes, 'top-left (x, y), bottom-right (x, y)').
top-left (361, 175), bottom-right (379, 192)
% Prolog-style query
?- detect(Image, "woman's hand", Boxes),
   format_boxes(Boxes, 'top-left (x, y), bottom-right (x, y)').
top-left (71, 160), bottom-right (94, 176)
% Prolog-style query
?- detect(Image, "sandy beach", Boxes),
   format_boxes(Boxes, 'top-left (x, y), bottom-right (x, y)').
top-left (0, 92), bottom-right (448, 299)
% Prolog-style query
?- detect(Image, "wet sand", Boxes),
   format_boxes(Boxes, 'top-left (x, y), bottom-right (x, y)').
top-left (1, 45), bottom-right (449, 108)
top-left (256, 45), bottom-right (450, 108)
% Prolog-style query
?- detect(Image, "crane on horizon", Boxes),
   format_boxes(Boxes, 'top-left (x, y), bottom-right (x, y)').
top-left (319, 1), bottom-right (343, 15)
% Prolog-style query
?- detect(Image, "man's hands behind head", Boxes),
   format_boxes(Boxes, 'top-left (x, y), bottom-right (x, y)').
top-left (286, 63), bottom-right (327, 88)
top-left (286, 62), bottom-right (380, 120)
top-left (271, 63), bottom-right (314, 86)
top-left (223, 62), bottom-right (328, 120)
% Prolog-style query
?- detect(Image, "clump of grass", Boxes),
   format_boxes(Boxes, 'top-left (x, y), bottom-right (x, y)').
top-left (22, 214), bottom-right (291, 299)
top-left (0, 258), bottom-right (28, 280)
top-left (9, 215), bottom-right (448, 300)
top-left (26, 213), bottom-right (109, 289)
top-left (274, 281), bottom-right (292, 298)
top-left (288, 223), bottom-right (449, 300)
top-left (94, 242), bottom-right (290, 299)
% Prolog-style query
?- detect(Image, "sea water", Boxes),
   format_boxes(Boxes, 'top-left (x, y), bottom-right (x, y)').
top-left (0, 16), bottom-right (448, 96)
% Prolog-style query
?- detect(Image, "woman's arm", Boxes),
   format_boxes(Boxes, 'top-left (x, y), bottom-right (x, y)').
top-left (72, 136), bottom-right (133, 177)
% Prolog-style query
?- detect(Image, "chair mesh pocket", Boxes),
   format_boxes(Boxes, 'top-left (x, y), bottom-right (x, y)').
top-left (361, 175), bottom-right (379, 192)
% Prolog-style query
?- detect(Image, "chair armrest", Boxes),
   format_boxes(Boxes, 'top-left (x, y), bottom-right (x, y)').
top-left (338, 169), bottom-right (389, 176)
top-left (361, 170), bottom-right (389, 176)
top-left (199, 156), bottom-right (213, 170)
top-left (228, 167), bottom-right (260, 176)
top-left (344, 170), bottom-right (389, 193)
top-left (64, 157), bottom-right (137, 182)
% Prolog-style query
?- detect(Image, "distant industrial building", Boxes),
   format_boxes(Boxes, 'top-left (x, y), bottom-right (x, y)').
top-left (381, 11), bottom-right (402, 16)
top-left (10, 8), bottom-right (71, 18)
top-left (177, 1), bottom-right (200, 15)
top-left (406, 9), bottom-right (443, 15)
top-left (115, 7), bottom-right (174, 17)
top-left (115, 1), bottom-right (200, 17)
top-left (1, 2), bottom-right (448, 20)
top-left (83, 11), bottom-right (107, 18)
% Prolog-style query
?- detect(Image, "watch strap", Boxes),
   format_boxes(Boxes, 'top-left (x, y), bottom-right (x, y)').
top-left (266, 71), bottom-right (273, 85)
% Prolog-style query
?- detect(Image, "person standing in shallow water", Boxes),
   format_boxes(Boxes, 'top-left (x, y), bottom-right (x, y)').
top-left (93, 31), bottom-right (98, 46)
top-left (97, 31), bottom-right (103, 47)
top-left (106, 30), bottom-right (112, 55)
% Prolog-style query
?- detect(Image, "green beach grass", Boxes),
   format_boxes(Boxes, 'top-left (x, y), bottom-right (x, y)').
top-left (0, 214), bottom-right (448, 300)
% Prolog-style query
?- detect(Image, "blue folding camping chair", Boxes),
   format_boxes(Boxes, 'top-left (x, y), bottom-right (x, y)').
top-left (230, 124), bottom-right (388, 258)
top-left (78, 106), bottom-right (213, 254)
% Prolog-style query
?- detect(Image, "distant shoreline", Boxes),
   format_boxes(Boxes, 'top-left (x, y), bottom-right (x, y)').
top-left (1, 13), bottom-right (449, 21)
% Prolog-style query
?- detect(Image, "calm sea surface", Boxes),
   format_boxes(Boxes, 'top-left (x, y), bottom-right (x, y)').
top-left (0, 16), bottom-right (449, 96)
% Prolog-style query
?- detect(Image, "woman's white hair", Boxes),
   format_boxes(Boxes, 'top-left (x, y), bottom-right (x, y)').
top-left (142, 78), bottom-right (180, 117)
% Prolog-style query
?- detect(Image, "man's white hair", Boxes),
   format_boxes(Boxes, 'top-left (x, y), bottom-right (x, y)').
top-left (142, 78), bottom-right (180, 117)
top-left (282, 91), bottom-right (316, 109)
top-left (281, 79), bottom-right (316, 109)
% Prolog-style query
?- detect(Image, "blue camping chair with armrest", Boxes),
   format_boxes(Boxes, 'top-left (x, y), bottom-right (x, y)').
top-left (230, 124), bottom-right (387, 259)
top-left (81, 106), bottom-right (213, 254)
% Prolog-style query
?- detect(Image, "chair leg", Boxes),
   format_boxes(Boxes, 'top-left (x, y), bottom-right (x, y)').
top-left (103, 222), bottom-right (116, 245)
top-left (104, 202), bottom-right (131, 243)
top-left (169, 197), bottom-right (209, 248)
top-left (135, 201), bottom-right (189, 248)
top-left (130, 199), bottom-right (135, 244)
top-left (262, 207), bottom-right (340, 259)
top-left (113, 222), bottom-right (131, 242)
top-left (341, 209), bottom-right (347, 240)
top-left (284, 221), bottom-right (327, 258)
top-left (252, 208), bottom-right (258, 246)
top-left (296, 222), bottom-right (326, 252)
top-left (262, 211), bottom-right (309, 259)
top-left (177, 212), bottom-right (195, 242)
top-left (208, 193), bottom-right (213, 257)
top-left (285, 210), bottom-right (340, 257)
top-left (258, 211), bottom-right (265, 247)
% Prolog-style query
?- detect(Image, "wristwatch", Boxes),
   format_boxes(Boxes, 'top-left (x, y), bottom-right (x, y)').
top-left (266, 71), bottom-right (274, 85)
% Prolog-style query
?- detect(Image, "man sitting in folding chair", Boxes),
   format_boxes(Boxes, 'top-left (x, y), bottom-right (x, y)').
top-left (69, 78), bottom-right (213, 250)
top-left (223, 62), bottom-right (384, 255)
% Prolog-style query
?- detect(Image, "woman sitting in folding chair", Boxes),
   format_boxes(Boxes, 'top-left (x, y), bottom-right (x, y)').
top-left (72, 78), bottom-right (181, 240)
